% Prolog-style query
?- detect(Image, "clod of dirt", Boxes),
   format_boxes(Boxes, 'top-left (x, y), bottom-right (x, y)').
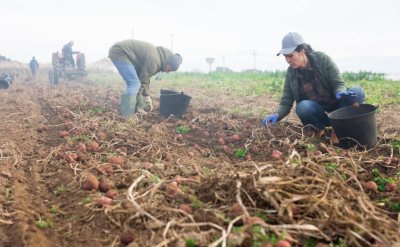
top-left (165, 181), bottom-right (183, 199)
top-left (221, 145), bottom-right (228, 151)
top-left (96, 197), bottom-right (112, 208)
top-left (244, 154), bottom-right (251, 161)
top-left (82, 175), bottom-right (99, 191)
top-left (59, 131), bottom-right (69, 138)
top-left (82, 128), bottom-right (89, 135)
top-left (365, 181), bottom-right (378, 193)
top-left (141, 162), bottom-right (154, 170)
top-left (88, 141), bottom-right (100, 152)
top-left (91, 122), bottom-right (99, 128)
top-left (98, 132), bottom-right (107, 140)
top-left (162, 152), bottom-right (172, 161)
top-left (64, 122), bottom-right (74, 131)
top-left (105, 189), bottom-right (118, 199)
top-left (108, 157), bottom-right (124, 165)
top-left (230, 135), bottom-right (240, 143)
top-left (62, 113), bottom-right (70, 118)
top-left (276, 240), bottom-right (291, 247)
top-left (217, 132), bottom-right (227, 138)
top-left (120, 229), bottom-right (136, 245)
top-left (218, 139), bottom-right (225, 145)
top-left (77, 152), bottom-right (88, 162)
top-left (179, 204), bottom-right (193, 214)
top-left (250, 147), bottom-right (259, 154)
top-left (174, 175), bottom-right (183, 185)
top-left (99, 178), bottom-right (116, 192)
top-left (56, 153), bottom-right (65, 160)
top-left (100, 165), bottom-right (114, 175)
top-left (37, 127), bottom-right (43, 133)
top-left (64, 153), bottom-right (78, 163)
top-left (75, 142), bottom-right (86, 152)
top-left (245, 216), bottom-right (264, 226)
top-left (37, 138), bottom-right (45, 143)
top-left (384, 157), bottom-right (390, 164)
top-left (289, 202), bottom-right (299, 215)
top-left (386, 182), bottom-right (397, 192)
top-left (228, 203), bottom-right (243, 217)
top-left (188, 152), bottom-right (194, 157)
top-left (175, 134), bottom-right (183, 141)
top-left (315, 243), bottom-right (329, 247)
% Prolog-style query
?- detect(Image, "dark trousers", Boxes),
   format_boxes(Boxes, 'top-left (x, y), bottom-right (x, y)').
top-left (31, 69), bottom-right (37, 77)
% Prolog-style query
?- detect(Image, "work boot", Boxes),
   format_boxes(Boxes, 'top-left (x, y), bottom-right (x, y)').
top-left (135, 94), bottom-right (148, 114)
top-left (330, 128), bottom-right (339, 145)
top-left (311, 129), bottom-right (325, 141)
top-left (120, 94), bottom-right (137, 117)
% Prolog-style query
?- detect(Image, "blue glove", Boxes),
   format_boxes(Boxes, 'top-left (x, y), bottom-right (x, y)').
top-left (336, 91), bottom-right (357, 100)
top-left (262, 114), bottom-right (279, 127)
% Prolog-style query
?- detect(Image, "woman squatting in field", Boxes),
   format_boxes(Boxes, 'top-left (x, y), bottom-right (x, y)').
top-left (108, 40), bottom-right (182, 117)
top-left (262, 32), bottom-right (365, 144)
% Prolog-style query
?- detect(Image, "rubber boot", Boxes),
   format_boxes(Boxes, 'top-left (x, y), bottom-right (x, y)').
top-left (120, 94), bottom-right (137, 117)
top-left (330, 128), bottom-right (339, 145)
top-left (311, 129), bottom-right (325, 141)
top-left (135, 94), bottom-right (147, 114)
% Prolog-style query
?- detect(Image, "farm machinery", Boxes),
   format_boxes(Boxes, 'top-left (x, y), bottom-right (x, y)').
top-left (49, 51), bottom-right (87, 85)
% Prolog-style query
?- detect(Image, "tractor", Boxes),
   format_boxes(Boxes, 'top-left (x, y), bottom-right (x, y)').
top-left (49, 51), bottom-right (87, 85)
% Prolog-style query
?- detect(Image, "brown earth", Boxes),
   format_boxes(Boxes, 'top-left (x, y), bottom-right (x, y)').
top-left (0, 76), bottom-right (400, 247)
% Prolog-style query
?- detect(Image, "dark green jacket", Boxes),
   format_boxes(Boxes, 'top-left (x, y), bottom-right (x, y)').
top-left (274, 51), bottom-right (347, 120)
top-left (108, 40), bottom-right (173, 95)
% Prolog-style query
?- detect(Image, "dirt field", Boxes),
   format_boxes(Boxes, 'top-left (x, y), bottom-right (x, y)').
top-left (1, 76), bottom-right (400, 247)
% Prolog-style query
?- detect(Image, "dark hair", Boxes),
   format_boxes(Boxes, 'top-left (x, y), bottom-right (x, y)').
top-left (294, 43), bottom-right (314, 55)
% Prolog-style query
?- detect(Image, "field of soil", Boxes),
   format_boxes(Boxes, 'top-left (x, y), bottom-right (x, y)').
top-left (1, 75), bottom-right (400, 247)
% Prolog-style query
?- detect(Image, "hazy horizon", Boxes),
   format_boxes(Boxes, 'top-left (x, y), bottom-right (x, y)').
top-left (1, 0), bottom-right (399, 74)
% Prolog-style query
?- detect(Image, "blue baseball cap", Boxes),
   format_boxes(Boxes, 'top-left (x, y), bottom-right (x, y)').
top-left (277, 32), bottom-right (305, 56)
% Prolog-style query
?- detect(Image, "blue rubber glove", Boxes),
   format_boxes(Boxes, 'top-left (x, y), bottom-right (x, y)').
top-left (262, 114), bottom-right (279, 127)
top-left (336, 91), bottom-right (357, 100)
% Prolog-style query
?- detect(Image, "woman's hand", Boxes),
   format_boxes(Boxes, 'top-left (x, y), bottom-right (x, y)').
top-left (262, 114), bottom-right (279, 127)
top-left (336, 91), bottom-right (357, 100)
top-left (143, 96), bottom-right (153, 112)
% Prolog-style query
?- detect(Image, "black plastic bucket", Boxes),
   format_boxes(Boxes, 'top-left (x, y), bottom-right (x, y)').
top-left (0, 80), bottom-right (10, 89)
top-left (328, 104), bottom-right (379, 150)
top-left (159, 89), bottom-right (192, 118)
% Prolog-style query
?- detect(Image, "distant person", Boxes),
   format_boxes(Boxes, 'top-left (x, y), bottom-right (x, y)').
top-left (29, 56), bottom-right (39, 77)
top-left (62, 40), bottom-right (79, 67)
top-left (262, 32), bottom-right (365, 144)
top-left (108, 39), bottom-right (182, 117)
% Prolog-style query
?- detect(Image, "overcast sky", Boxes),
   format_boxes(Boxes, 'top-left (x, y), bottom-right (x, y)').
top-left (1, 0), bottom-right (399, 74)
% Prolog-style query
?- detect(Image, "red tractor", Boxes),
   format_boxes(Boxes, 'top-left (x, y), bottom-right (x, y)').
top-left (49, 51), bottom-right (87, 85)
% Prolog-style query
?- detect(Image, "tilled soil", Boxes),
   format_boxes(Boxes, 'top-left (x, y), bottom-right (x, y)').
top-left (0, 76), bottom-right (400, 247)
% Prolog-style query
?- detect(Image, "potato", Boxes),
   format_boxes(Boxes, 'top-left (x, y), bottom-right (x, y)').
top-left (174, 175), bottom-right (183, 185)
top-left (175, 134), bottom-right (183, 141)
top-left (108, 157), bottom-right (124, 165)
top-left (120, 229), bottom-right (136, 245)
top-left (315, 243), bottom-right (329, 247)
top-left (88, 141), bottom-right (99, 152)
top-left (365, 181), bottom-right (378, 192)
top-left (37, 138), bottom-right (45, 143)
top-left (314, 150), bottom-right (323, 156)
top-left (77, 152), bottom-right (88, 162)
top-left (258, 244), bottom-right (273, 247)
top-left (218, 139), bottom-right (225, 145)
top-left (37, 127), bottom-right (43, 133)
top-left (141, 162), bottom-right (154, 170)
top-left (100, 165), bottom-right (114, 175)
top-left (242, 122), bottom-right (251, 129)
top-left (62, 113), bottom-right (70, 118)
top-left (43, 126), bottom-right (48, 131)
top-left (270, 154), bottom-right (281, 160)
top-left (244, 154), bottom-right (252, 161)
top-left (228, 203), bottom-right (243, 217)
top-left (203, 131), bottom-right (210, 136)
top-left (82, 175), bottom-right (99, 191)
top-left (276, 240), bottom-right (291, 247)
top-left (165, 182), bottom-right (182, 199)
top-left (98, 132), bottom-right (107, 140)
top-left (217, 132), bottom-right (227, 138)
top-left (75, 142), bottom-right (86, 152)
top-left (91, 122), bottom-right (99, 128)
top-left (250, 147), bottom-right (259, 154)
top-left (221, 145), bottom-right (228, 151)
top-left (56, 153), bottom-right (65, 160)
top-left (193, 144), bottom-right (201, 151)
top-left (96, 197), bottom-right (112, 208)
top-left (105, 190), bottom-right (118, 199)
top-left (59, 131), bottom-right (69, 137)
top-left (64, 153), bottom-right (78, 163)
top-left (245, 216), bottom-right (265, 226)
top-left (82, 128), bottom-right (89, 135)
top-left (188, 152), bottom-right (194, 157)
top-left (179, 204), bottom-right (193, 214)
top-left (99, 178), bottom-right (116, 192)
top-left (162, 152), bottom-right (172, 161)
top-left (230, 135), bottom-right (240, 143)
top-left (272, 150), bottom-right (283, 156)
top-left (353, 102), bottom-right (360, 108)
top-left (386, 182), bottom-right (396, 192)
top-left (391, 157), bottom-right (399, 163)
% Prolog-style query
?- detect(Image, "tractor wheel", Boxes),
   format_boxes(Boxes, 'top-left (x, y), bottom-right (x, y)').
top-left (49, 68), bottom-right (59, 85)
top-left (77, 53), bottom-right (86, 71)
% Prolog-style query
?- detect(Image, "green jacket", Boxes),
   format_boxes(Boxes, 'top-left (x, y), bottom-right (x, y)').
top-left (108, 40), bottom-right (173, 95)
top-left (274, 51), bottom-right (347, 120)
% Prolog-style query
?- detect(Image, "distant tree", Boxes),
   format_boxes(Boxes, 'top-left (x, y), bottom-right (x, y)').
top-left (0, 54), bottom-right (11, 62)
top-left (215, 66), bottom-right (235, 74)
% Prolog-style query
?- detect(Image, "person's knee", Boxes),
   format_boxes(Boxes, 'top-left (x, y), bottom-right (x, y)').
top-left (296, 100), bottom-right (315, 119)
top-left (349, 86), bottom-right (365, 103)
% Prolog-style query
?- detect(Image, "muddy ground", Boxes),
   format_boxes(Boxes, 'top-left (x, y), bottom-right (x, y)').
top-left (0, 76), bottom-right (400, 247)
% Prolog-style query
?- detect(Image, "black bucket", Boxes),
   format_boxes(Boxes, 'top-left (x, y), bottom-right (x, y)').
top-left (0, 80), bottom-right (10, 89)
top-left (328, 104), bottom-right (379, 150)
top-left (159, 89), bottom-right (192, 118)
